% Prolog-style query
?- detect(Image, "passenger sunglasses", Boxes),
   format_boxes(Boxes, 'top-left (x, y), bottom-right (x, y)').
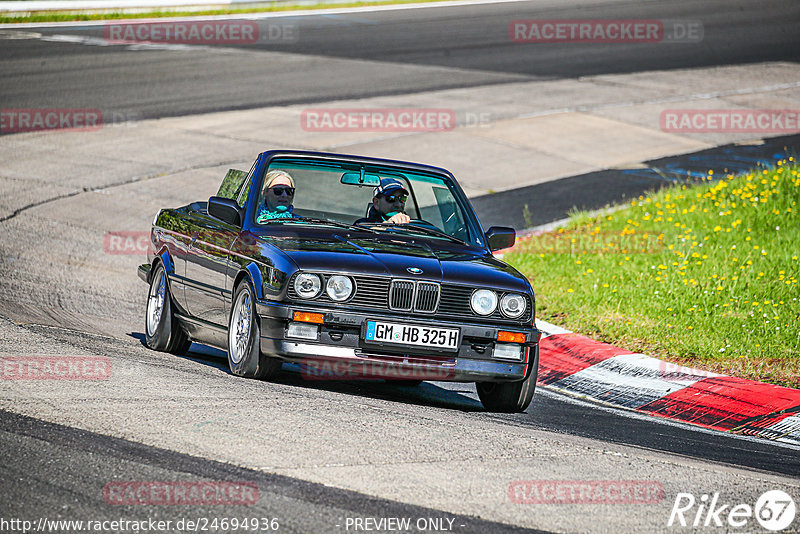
top-left (270, 186), bottom-right (295, 196)
top-left (384, 194), bottom-right (407, 203)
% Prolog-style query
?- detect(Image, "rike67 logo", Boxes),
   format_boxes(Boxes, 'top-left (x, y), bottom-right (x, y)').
top-left (668, 490), bottom-right (796, 531)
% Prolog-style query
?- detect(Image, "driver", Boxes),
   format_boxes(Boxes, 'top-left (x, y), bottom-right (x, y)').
top-left (356, 177), bottom-right (411, 225)
top-left (257, 170), bottom-right (298, 222)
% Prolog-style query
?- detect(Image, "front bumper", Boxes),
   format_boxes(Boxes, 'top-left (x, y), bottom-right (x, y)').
top-left (138, 263), bottom-right (151, 283)
top-left (255, 300), bottom-right (540, 383)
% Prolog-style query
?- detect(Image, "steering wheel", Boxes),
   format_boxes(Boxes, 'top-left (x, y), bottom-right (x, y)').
top-left (441, 212), bottom-right (468, 241)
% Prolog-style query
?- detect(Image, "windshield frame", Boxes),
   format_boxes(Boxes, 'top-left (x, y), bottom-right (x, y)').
top-left (244, 151), bottom-right (488, 249)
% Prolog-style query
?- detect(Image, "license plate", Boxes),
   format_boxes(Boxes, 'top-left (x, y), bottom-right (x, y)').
top-left (364, 320), bottom-right (459, 351)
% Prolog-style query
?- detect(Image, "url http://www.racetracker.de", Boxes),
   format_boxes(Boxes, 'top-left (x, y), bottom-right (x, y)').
top-left (0, 517), bottom-right (281, 532)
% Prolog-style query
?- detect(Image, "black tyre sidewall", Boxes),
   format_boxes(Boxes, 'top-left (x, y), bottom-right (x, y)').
top-left (166, 325), bottom-right (191, 355)
top-left (145, 264), bottom-right (172, 351)
top-left (477, 344), bottom-right (539, 413)
top-left (517, 344), bottom-right (540, 410)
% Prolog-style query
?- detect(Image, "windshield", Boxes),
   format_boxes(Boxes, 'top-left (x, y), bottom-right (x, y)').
top-left (253, 157), bottom-right (484, 247)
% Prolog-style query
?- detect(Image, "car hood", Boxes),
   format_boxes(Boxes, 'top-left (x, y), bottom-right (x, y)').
top-left (257, 233), bottom-right (530, 292)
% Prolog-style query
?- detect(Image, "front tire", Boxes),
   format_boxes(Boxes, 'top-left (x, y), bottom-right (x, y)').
top-left (145, 263), bottom-right (190, 354)
top-left (227, 280), bottom-right (281, 379)
top-left (476, 344), bottom-right (539, 413)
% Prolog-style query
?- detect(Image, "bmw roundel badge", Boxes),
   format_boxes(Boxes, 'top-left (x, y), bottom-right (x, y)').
top-left (406, 267), bottom-right (423, 274)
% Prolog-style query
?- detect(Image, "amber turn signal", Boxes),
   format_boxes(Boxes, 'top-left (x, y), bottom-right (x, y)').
top-left (497, 331), bottom-right (525, 344)
top-left (293, 311), bottom-right (325, 324)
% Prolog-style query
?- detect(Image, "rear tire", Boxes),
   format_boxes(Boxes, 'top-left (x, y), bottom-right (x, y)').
top-left (227, 280), bottom-right (281, 380)
top-left (476, 345), bottom-right (539, 413)
top-left (145, 263), bottom-right (190, 355)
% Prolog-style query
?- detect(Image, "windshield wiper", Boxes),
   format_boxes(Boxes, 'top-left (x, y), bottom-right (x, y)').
top-left (277, 216), bottom-right (380, 234)
top-left (368, 222), bottom-right (467, 245)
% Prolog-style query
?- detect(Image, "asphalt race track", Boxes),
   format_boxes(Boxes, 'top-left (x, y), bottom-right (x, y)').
top-left (1, 0), bottom-right (800, 532)
top-left (1, 0), bottom-right (799, 119)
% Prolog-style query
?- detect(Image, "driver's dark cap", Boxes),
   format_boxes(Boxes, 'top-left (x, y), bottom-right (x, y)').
top-left (374, 177), bottom-right (408, 197)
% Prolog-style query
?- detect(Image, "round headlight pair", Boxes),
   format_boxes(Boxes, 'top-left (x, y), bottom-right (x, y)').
top-left (470, 290), bottom-right (526, 318)
top-left (294, 273), bottom-right (353, 302)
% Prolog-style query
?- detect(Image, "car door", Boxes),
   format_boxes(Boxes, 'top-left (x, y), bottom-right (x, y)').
top-left (154, 208), bottom-right (196, 313)
top-left (183, 168), bottom-right (250, 326)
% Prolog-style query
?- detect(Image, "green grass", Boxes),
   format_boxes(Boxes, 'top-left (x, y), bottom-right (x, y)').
top-left (0, 0), bottom-right (449, 23)
top-left (506, 160), bottom-right (800, 389)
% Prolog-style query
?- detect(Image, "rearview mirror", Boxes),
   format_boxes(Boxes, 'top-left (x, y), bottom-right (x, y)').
top-left (485, 226), bottom-right (516, 252)
top-left (208, 196), bottom-right (242, 227)
top-left (341, 171), bottom-right (382, 186)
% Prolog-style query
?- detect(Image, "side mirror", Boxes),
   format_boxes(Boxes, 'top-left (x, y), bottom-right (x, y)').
top-left (485, 226), bottom-right (516, 252)
top-left (208, 196), bottom-right (242, 227)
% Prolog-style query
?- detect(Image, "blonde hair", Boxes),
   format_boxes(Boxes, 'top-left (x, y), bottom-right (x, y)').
top-left (263, 169), bottom-right (295, 189)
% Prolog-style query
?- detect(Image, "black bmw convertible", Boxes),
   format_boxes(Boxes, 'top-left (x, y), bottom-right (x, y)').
top-left (139, 150), bottom-right (541, 412)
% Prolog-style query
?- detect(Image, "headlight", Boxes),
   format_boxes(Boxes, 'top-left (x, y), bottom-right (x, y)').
top-left (326, 275), bottom-right (353, 301)
top-left (470, 289), bottom-right (497, 316)
top-left (500, 293), bottom-right (526, 318)
top-left (294, 273), bottom-right (321, 298)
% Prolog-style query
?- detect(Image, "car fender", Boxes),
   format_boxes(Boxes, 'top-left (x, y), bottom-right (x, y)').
top-left (244, 262), bottom-right (264, 300)
top-left (226, 231), bottom-right (299, 302)
top-left (156, 248), bottom-right (174, 277)
top-left (146, 246), bottom-right (174, 283)
top-left (145, 248), bottom-right (188, 313)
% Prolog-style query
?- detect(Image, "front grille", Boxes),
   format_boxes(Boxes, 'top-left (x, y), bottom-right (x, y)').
top-left (287, 273), bottom-right (530, 324)
top-left (437, 284), bottom-right (473, 316)
top-left (389, 280), bottom-right (415, 311)
top-left (388, 280), bottom-right (440, 313)
top-left (415, 282), bottom-right (440, 313)
top-left (351, 277), bottom-right (389, 308)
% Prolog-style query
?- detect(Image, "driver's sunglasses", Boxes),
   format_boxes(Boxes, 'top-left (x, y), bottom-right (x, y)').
top-left (383, 194), bottom-right (407, 203)
top-left (271, 186), bottom-right (295, 196)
